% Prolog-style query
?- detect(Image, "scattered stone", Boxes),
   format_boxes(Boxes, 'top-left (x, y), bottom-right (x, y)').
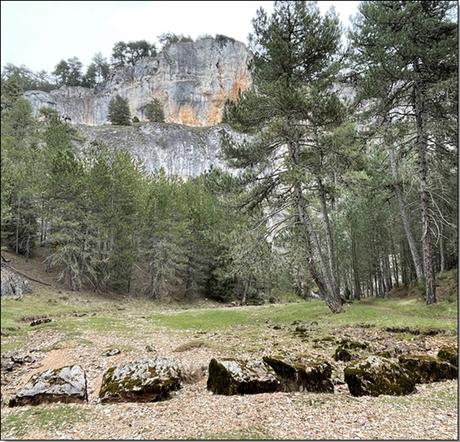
top-left (30, 318), bottom-right (52, 326)
top-left (173, 340), bottom-right (206, 352)
top-left (272, 325), bottom-right (282, 330)
top-left (339, 338), bottom-right (368, 350)
top-left (99, 357), bottom-right (181, 403)
top-left (384, 326), bottom-right (442, 336)
top-left (333, 346), bottom-right (353, 362)
top-left (180, 363), bottom-right (207, 384)
top-left (344, 356), bottom-right (416, 397)
top-left (207, 358), bottom-right (280, 395)
top-left (9, 365), bottom-right (87, 406)
top-left (437, 346), bottom-right (458, 367)
top-left (263, 356), bottom-right (334, 393)
top-left (103, 348), bottom-right (121, 357)
top-left (145, 345), bottom-right (156, 353)
top-left (398, 355), bottom-right (457, 383)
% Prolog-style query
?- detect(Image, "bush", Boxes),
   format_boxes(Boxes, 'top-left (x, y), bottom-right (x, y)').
top-left (144, 99), bottom-right (165, 122)
top-left (108, 95), bottom-right (131, 125)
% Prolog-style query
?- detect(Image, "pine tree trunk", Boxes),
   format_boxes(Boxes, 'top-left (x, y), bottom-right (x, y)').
top-left (413, 71), bottom-right (436, 304)
top-left (317, 177), bottom-right (339, 294)
top-left (294, 184), bottom-right (343, 313)
top-left (388, 146), bottom-right (424, 281)
top-left (439, 223), bottom-right (445, 273)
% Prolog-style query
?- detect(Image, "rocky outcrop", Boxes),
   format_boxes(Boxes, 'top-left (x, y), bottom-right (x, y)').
top-left (207, 358), bottom-right (281, 395)
top-left (1, 265), bottom-right (32, 298)
top-left (99, 357), bottom-right (181, 403)
top-left (437, 346), bottom-right (458, 367)
top-left (76, 122), bottom-right (247, 177)
top-left (9, 365), bottom-right (88, 406)
top-left (398, 354), bottom-right (457, 383)
top-left (344, 356), bottom-right (416, 397)
top-left (263, 357), bottom-right (334, 393)
top-left (25, 37), bottom-right (252, 127)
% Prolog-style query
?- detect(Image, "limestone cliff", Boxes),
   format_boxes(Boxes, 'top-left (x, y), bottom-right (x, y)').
top-left (76, 123), bottom-right (248, 178)
top-left (25, 37), bottom-right (252, 127)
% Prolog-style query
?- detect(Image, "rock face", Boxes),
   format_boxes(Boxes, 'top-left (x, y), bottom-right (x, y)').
top-left (263, 357), bottom-right (334, 393)
top-left (398, 355), bottom-right (457, 383)
top-left (9, 365), bottom-right (87, 406)
top-left (99, 357), bottom-right (181, 403)
top-left (76, 122), bottom-right (247, 177)
top-left (25, 37), bottom-right (252, 127)
top-left (207, 358), bottom-right (281, 395)
top-left (344, 356), bottom-right (416, 397)
top-left (0, 265), bottom-right (32, 298)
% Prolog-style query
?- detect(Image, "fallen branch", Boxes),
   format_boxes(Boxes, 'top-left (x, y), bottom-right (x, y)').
top-left (2, 263), bottom-right (52, 287)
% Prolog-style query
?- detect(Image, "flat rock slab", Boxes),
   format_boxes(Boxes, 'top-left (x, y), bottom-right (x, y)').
top-left (344, 356), bottom-right (415, 397)
top-left (207, 358), bottom-right (280, 395)
top-left (263, 357), bottom-right (334, 393)
top-left (9, 365), bottom-right (87, 406)
top-left (99, 357), bottom-right (181, 403)
top-left (398, 354), bottom-right (457, 383)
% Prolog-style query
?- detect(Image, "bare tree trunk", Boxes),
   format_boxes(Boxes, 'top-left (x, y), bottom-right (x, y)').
top-left (317, 177), bottom-right (339, 293)
top-left (388, 146), bottom-right (424, 281)
top-left (413, 71), bottom-right (436, 304)
top-left (15, 195), bottom-right (21, 255)
top-left (294, 184), bottom-right (343, 313)
top-left (439, 223), bottom-right (445, 273)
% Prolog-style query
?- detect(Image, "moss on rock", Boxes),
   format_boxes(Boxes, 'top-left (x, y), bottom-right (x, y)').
top-left (207, 358), bottom-right (280, 395)
top-left (437, 346), bottom-right (458, 367)
top-left (398, 354), bottom-right (457, 383)
top-left (344, 356), bottom-right (416, 397)
top-left (99, 358), bottom-right (181, 403)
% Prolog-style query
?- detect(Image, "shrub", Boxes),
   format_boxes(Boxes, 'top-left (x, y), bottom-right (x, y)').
top-left (144, 99), bottom-right (165, 122)
top-left (107, 95), bottom-right (131, 125)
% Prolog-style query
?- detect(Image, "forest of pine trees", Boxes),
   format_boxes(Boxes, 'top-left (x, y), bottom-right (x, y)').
top-left (1, 1), bottom-right (457, 313)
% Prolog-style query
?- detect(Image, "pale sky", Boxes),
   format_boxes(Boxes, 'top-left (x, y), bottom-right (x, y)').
top-left (1, 1), bottom-right (359, 73)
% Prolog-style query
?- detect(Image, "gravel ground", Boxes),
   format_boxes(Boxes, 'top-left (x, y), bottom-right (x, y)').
top-left (1, 322), bottom-right (458, 440)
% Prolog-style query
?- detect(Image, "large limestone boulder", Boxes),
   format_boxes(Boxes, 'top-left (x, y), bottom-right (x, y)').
top-left (1, 265), bottom-right (32, 298)
top-left (437, 346), bottom-right (458, 367)
top-left (9, 365), bottom-right (87, 406)
top-left (344, 356), bottom-right (416, 397)
top-left (263, 357), bottom-right (334, 393)
top-left (207, 358), bottom-right (280, 395)
top-left (398, 354), bottom-right (457, 383)
top-left (99, 357), bottom-right (181, 403)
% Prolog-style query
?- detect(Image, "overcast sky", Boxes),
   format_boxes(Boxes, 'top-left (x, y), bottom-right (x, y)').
top-left (1, 1), bottom-right (359, 73)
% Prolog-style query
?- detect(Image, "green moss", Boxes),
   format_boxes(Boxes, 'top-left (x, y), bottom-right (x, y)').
top-left (398, 354), bottom-right (458, 383)
top-left (1, 405), bottom-right (91, 438)
top-left (333, 346), bottom-right (353, 362)
top-left (437, 346), bottom-right (458, 367)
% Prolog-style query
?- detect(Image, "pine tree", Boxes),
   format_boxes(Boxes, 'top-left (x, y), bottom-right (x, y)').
top-left (108, 95), bottom-right (131, 125)
top-left (349, 0), bottom-right (458, 304)
top-left (223, 1), bottom-right (344, 312)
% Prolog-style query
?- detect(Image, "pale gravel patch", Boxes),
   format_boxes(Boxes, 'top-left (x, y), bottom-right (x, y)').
top-left (2, 313), bottom-right (458, 440)
top-left (2, 380), bottom-right (457, 440)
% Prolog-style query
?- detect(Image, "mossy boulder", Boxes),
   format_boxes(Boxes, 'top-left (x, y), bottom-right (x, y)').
top-left (99, 357), bottom-right (181, 403)
top-left (207, 358), bottom-right (280, 395)
top-left (9, 365), bottom-right (87, 406)
top-left (333, 346), bottom-right (353, 362)
top-left (344, 356), bottom-right (415, 397)
top-left (437, 346), bottom-right (458, 367)
top-left (263, 356), bottom-right (334, 393)
top-left (398, 354), bottom-right (457, 383)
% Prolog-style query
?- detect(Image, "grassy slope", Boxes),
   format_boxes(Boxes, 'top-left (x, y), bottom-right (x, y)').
top-left (1, 272), bottom-right (457, 353)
